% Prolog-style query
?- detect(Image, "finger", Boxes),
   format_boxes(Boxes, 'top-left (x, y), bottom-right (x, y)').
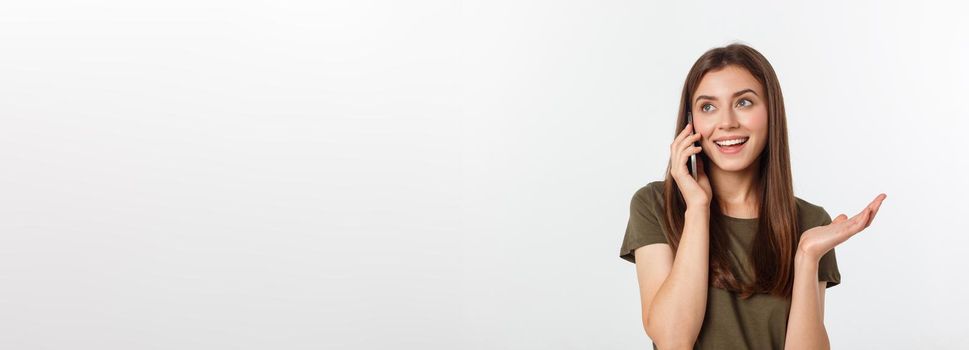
top-left (670, 133), bottom-right (687, 175)
top-left (860, 204), bottom-right (876, 228)
top-left (849, 207), bottom-right (868, 222)
top-left (681, 136), bottom-right (701, 154)
top-left (852, 208), bottom-right (872, 232)
top-left (872, 195), bottom-right (885, 217)
top-left (673, 124), bottom-right (693, 146)
top-left (858, 193), bottom-right (886, 228)
top-left (832, 214), bottom-right (848, 224)
top-left (863, 195), bottom-right (882, 213)
top-left (669, 157), bottom-right (683, 178)
top-left (853, 194), bottom-right (881, 220)
top-left (678, 132), bottom-right (702, 152)
top-left (831, 214), bottom-right (853, 236)
top-left (679, 145), bottom-right (702, 169)
top-left (839, 208), bottom-right (868, 235)
top-left (677, 132), bottom-right (700, 151)
top-left (865, 194), bottom-right (886, 227)
top-left (670, 146), bottom-right (693, 179)
top-left (870, 193), bottom-right (887, 206)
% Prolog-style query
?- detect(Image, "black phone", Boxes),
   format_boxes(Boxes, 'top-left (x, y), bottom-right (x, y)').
top-left (686, 112), bottom-right (699, 180)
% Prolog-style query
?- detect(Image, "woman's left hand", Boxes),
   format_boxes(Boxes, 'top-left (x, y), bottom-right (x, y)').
top-left (797, 193), bottom-right (887, 261)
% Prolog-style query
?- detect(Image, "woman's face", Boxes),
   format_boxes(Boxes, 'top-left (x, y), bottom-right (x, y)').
top-left (691, 65), bottom-right (769, 174)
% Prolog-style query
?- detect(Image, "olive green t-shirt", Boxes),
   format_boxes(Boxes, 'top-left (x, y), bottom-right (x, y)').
top-left (619, 180), bottom-right (840, 350)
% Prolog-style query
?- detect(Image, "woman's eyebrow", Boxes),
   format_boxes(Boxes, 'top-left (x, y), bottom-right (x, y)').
top-left (694, 88), bottom-right (758, 103)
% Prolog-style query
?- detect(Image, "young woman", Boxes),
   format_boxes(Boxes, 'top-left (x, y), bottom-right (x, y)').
top-left (619, 44), bottom-right (887, 350)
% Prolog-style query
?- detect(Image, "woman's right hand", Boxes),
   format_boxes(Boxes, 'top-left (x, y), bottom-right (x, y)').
top-left (670, 123), bottom-right (713, 208)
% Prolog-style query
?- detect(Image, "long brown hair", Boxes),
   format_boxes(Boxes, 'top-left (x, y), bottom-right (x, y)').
top-left (661, 43), bottom-right (800, 298)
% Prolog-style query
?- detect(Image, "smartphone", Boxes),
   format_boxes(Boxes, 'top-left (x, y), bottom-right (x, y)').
top-left (686, 112), bottom-right (699, 180)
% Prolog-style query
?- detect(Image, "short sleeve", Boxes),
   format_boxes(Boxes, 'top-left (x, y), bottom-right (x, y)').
top-left (619, 182), bottom-right (669, 264)
top-left (815, 207), bottom-right (842, 288)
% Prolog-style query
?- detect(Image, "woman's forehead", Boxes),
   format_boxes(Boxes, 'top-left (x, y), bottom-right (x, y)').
top-left (695, 65), bottom-right (763, 98)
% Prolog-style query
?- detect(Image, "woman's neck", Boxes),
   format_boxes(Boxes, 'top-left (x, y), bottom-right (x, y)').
top-left (709, 165), bottom-right (760, 218)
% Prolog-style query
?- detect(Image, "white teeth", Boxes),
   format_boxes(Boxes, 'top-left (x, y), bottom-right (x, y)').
top-left (715, 137), bottom-right (748, 146)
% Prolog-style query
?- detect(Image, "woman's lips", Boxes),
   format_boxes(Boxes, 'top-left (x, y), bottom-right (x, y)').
top-left (716, 140), bottom-right (747, 154)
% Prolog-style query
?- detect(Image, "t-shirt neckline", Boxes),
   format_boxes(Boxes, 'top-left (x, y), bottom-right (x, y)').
top-left (722, 214), bottom-right (758, 222)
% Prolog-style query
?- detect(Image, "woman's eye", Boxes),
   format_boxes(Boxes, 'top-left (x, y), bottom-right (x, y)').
top-left (701, 103), bottom-right (714, 112)
top-left (736, 98), bottom-right (752, 108)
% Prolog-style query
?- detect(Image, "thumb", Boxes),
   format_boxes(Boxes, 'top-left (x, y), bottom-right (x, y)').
top-left (831, 214), bottom-right (848, 224)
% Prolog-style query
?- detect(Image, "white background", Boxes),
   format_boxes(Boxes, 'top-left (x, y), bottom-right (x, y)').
top-left (1, 0), bottom-right (966, 349)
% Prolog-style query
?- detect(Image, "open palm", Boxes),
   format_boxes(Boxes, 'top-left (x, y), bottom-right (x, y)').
top-left (798, 194), bottom-right (887, 260)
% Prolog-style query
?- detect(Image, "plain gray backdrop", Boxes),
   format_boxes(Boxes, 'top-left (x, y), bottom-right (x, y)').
top-left (1, 0), bottom-right (966, 349)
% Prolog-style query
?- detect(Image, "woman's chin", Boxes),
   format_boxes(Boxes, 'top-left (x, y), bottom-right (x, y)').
top-left (709, 159), bottom-right (755, 173)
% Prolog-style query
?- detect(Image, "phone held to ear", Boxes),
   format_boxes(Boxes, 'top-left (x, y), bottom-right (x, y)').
top-left (687, 112), bottom-right (699, 180)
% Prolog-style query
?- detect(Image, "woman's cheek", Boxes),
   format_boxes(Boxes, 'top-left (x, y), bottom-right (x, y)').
top-left (752, 108), bottom-right (769, 129)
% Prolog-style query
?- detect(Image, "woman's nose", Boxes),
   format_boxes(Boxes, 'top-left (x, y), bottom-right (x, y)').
top-left (718, 110), bottom-right (741, 129)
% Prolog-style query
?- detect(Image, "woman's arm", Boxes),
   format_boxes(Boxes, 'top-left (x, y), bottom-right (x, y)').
top-left (784, 252), bottom-right (830, 350)
top-left (636, 207), bottom-right (710, 349)
top-left (786, 193), bottom-right (886, 350)
top-left (635, 122), bottom-right (714, 348)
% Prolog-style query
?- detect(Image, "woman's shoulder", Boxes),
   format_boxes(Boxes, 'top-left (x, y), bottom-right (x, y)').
top-left (632, 180), bottom-right (666, 203)
top-left (794, 195), bottom-right (834, 229)
top-left (627, 180), bottom-right (667, 216)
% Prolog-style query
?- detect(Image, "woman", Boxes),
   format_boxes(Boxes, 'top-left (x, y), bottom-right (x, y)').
top-left (618, 43), bottom-right (886, 349)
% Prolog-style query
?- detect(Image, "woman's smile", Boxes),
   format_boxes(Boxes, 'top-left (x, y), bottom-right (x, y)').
top-left (714, 137), bottom-right (748, 154)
